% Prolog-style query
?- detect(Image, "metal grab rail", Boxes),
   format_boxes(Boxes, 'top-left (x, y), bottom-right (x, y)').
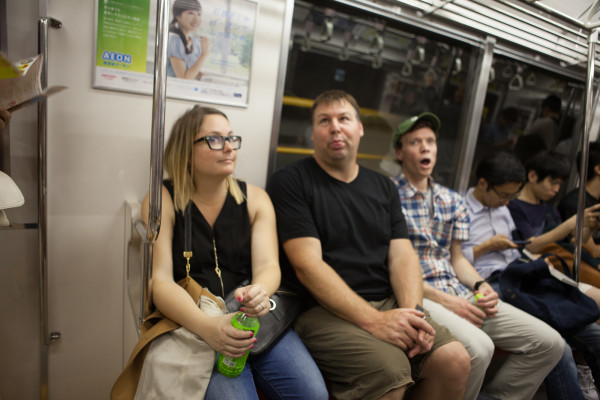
top-left (38, 15), bottom-right (62, 347)
top-left (38, 15), bottom-right (62, 400)
top-left (141, 0), bottom-right (170, 323)
top-left (573, 28), bottom-right (599, 282)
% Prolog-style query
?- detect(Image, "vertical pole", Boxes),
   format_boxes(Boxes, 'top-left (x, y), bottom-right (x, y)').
top-left (267, 0), bottom-right (295, 178)
top-left (573, 28), bottom-right (598, 282)
top-left (38, 15), bottom-right (62, 400)
top-left (0, 0), bottom-right (8, 173)
top-left (454, 37), bottom-right (495, 193)
top-left (143, 0), bottom-right (169, 321)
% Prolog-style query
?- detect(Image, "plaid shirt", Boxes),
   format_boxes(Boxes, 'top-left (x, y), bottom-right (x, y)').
top-left (392, 173), bottom-right (471, 297)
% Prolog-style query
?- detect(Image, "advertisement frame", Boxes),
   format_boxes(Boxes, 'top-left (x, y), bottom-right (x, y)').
top-left (92, 0), bottom-right (258, 108)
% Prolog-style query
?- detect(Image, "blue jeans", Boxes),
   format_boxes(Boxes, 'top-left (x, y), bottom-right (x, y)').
top-left (566, 322), bottom-right (600, 391)
top-left (544, 339), bottom-right (585, 400)
top-left (205, 328), bottom-right (328, 400)
top-left (490, 280), bottom-right (585, 400)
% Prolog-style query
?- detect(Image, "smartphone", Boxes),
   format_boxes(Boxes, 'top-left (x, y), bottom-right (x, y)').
top-left (512, 239), bottom-right (531, 245)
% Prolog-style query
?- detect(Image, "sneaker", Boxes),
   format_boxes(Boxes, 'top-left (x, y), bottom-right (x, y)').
top-left (577, 364), bottom-right (599, 400)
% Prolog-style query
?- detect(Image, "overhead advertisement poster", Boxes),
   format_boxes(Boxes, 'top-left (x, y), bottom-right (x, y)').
top-left (93, 0), bottom-right (257, 107)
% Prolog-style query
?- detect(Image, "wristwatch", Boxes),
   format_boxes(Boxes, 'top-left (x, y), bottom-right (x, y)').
top-left (473, 280), bottom-right (486, 292)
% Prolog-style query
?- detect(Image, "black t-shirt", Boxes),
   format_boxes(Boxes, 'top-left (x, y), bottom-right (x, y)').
top-left (165, 180), bottom-right (251, 297)
top-left (558, 188), bottom-right (599, 221)
top-left (266, 157), bottom-right (409, 301)
top-left (558, 188), bottom-right (600, 244)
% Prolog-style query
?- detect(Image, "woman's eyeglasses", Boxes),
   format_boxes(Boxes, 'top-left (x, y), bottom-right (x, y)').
top-left (194, 135), bottom-right (242, 150)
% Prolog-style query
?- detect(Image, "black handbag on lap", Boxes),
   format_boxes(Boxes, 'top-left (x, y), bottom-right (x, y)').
top-left (498, 254), bottom-right (600, 335)
top-left (225, 281), bottom-right (303, 355)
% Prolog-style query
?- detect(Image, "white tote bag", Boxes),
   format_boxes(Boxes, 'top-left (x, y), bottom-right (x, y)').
top-left (0, 171), bottom-right (24, 226)
top-left (134, 294), bottom-right (226, 400)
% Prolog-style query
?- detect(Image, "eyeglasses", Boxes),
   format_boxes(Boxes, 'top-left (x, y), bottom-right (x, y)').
top-left (194, 135), bottom-right (242, 150)
top-left (491, 186), bottom-right (520, 200)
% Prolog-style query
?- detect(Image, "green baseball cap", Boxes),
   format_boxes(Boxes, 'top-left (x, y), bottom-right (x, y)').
top-left (393, 112), bottom-right (441, 147)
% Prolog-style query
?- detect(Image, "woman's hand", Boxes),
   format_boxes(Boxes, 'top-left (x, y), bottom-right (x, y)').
top-left (200, 36), bottom-right (211, 55)
top-left (204, 314), bottom-right (257, 358)
top-left (233, 283), bottom-right (271, 318)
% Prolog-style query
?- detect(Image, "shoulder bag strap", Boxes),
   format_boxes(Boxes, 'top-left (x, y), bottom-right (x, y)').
top-left (183, 204), bottom-right (193, 281)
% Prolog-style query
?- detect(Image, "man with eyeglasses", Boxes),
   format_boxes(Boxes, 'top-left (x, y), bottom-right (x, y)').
top-left (463, 151), bottom-right (600, 400)
top-left (391, 114), bottom-right (563, 400)
top-left (461, 152), bottom-right (525, 282)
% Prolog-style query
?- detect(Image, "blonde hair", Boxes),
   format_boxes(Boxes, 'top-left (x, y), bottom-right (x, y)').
top-left (164, 105), bottom-right (245, 212)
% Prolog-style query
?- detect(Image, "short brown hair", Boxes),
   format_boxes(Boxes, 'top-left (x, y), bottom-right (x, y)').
top-left (310, 90), bottom-right (361, 124)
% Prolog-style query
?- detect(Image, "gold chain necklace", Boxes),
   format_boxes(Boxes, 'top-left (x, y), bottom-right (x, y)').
top-left (213, 236), bottom-right (225, 298)
top-left (183, 204), bottom-right (225, 298)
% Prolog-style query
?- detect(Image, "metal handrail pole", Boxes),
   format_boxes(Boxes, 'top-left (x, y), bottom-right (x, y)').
top-left (38, 15), bottom-right (62, 400)
top-left (267, 0), bottom-right (295, 177)
top-left (38, 16), bottom-right (50, 350)
top-left (573, 28), bottom-right (598, 282)
top-left (454, 36), bottom-right (495, 194)
top-left (38, 18), bottom-right (50, 400)
top-left (142, 0), bottom-right (169, 321)
top-left (37, 15), bottom-right (62, 345)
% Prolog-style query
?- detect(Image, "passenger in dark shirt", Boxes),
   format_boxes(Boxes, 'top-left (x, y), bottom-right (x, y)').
top-left (558, 142), bottom-right (600, 229)
top-left (508, 151), bottom-right (600, 254)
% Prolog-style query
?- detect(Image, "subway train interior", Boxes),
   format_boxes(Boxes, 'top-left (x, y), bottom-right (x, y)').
top-left (3, 0), bottom-right (600, 399)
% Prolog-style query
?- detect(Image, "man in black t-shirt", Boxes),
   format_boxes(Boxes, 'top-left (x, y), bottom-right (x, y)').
top-left (558, 142), bottom-right (600, 226)
top-left (267, 90), bottom-right (469, 400)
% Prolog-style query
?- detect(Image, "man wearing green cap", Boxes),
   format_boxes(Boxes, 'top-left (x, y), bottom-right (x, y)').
top-left (268, 90), bottom-right (470, 400)
top-left (391, 113), bottom-right (563, 400)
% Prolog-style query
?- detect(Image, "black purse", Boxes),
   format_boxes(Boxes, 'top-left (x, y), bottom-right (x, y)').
top-left (498, 254), bottom-right (600, 335)
top-left (225, 281), bottom-right (303, 356)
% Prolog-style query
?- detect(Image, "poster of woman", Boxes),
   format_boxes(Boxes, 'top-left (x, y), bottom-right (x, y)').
top-left (93, 0), bottom-right (257, 107)
top-left (167, 0), bottom-right (211, 80)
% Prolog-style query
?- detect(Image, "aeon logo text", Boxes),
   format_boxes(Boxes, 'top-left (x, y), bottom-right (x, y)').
top-left (102, 51), bottom-right (132, 64)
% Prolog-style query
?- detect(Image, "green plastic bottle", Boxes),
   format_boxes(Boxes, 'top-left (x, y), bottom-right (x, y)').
top-left (217, 312), bottom-right (260, 377)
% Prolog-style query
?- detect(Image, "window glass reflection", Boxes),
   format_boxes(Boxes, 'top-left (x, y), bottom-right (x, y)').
top-left (274, 0), bottom-right (473, 188)
top-left (471, 55), bottom-right (584, 188)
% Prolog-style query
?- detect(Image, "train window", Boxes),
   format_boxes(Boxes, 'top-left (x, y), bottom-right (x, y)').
top-left (273, 0), bottom-right (475, 188)
top-left (470, 54), bottom-right (585, 188)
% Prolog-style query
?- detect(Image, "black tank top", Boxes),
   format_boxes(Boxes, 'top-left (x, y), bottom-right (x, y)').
top-left (165, 180), bottom-right (252, 297)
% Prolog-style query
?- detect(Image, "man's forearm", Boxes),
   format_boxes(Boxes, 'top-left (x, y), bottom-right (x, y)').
top-left (389, 240), bottom-right (424, 308)
top-left (295, 260), bottom-right (380, 329)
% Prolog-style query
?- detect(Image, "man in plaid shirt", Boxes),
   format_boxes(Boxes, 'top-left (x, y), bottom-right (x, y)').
top-left (391, 113), bottom-right (563, 400)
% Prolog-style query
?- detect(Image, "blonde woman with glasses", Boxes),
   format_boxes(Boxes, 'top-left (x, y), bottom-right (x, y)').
top-left (142, 106), bottom-right (327, 400)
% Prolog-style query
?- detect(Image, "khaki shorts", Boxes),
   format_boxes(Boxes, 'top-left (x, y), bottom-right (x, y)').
top-left (294, 296), bottom-right (456, 400)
